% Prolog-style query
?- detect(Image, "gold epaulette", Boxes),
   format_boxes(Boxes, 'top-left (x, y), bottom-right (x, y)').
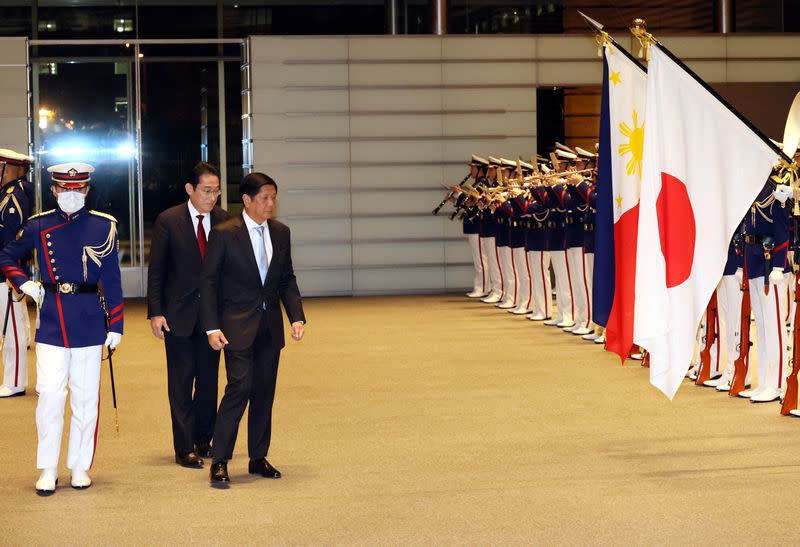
top-left (89, 210), bottom-right (118, 223)
top-left (27, 209), bottom-right (56, 221)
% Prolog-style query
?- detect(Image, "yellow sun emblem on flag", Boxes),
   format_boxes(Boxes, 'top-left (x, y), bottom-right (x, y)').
top-left (618, 110), bottom-right (644, 178)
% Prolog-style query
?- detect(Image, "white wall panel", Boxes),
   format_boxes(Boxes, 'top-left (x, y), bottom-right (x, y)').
top-left (350, 140), bottom-right (443, 163)
top-left (296, 269), bottom-right (352, 294)
top-left (251, 63), bottom-right (347, 88)
top-left (443, 112), bottom-right (536, 136)
top-left (253, 140), bottom-right (349, 165)
top-left (442, 62), bottom-right (535, 85)
top-left (354, 267), bottom-right (445, 292)
top-left (293, 243), bottom-right (352, 268)
top-left (349, 64), bottom-right (442, 86)
top-left (349, 89), bottom-right (442, 111)
top-left (288, 218), bottom-right (352, 242)
top-left (442, 87), bottom-right (535, 111)
top-left (349, 37), bottom-right (440, 60)
top-left (441, 36), bottom-right (535, 60)
top-left (252, 167), bottom-right (350, 190)
top-left (352, 217), bottom-right (445, 240)
top-left (353, 242), bottom-right (444, 266)
top-left (351, 190), bottom-right (442, 215)
top-left (253, 114), bottom-right (349, 139)
top-left (350, 165), bottom-right (444, 189)
top-left (252, 88), bottom-right (349, 114)
top-left (350, 114), bottom-right (443, 138)
top-left (280, 191), bottom-right (351, 216)
top-left (445, 265), bottom-right (474, 289)
top-left (250, 36), bottom-right (347, 62)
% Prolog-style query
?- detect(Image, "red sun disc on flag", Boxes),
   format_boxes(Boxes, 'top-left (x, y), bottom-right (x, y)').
top-left (656, 172), bottom-right (696, 288)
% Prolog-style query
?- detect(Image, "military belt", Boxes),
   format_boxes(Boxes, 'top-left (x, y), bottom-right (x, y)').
top-left (743, 235), bottom-right (763, 245)
top-left (42, 282), bottom-right (99, 295)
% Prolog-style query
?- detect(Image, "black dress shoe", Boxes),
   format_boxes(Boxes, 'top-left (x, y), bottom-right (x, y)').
top-left (210, 462), bottom-right (230, 486)
top-left (194, 442), bottom-right (212, 458)
top-left (248, 458), bottom-right (281, 479)
top-left (175, 451), bottom-right (204, 468)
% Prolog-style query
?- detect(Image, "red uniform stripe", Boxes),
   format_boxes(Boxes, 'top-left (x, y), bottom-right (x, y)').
top-left (10, 301), bottom-right (18, 387)
top-left (540, 253), bottom-right (549, 317)
top-left (511, 249), bottom-right (518, 304)
top-left (581, 248), bottom-right (591, 328)
top-left (478, 238), bottom-right (486, 293)
top-left (109, 303), bottom-right (124, 316)
top-left (109, 315), bottom-right (123, 326)
top-left (525, 252), bottom-right (533, 310)
top-left (775, 289), bottom-right (784, 389)
top-left (565, 252), bottom-right (575, 320)
top-left (495, 245), bottom-right (504, 293)
top-left (40, 222), bottom-right (70, 347)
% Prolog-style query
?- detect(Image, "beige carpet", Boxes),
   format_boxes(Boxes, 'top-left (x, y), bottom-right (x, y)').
top-left (0, 295), bottom-right (798, 545)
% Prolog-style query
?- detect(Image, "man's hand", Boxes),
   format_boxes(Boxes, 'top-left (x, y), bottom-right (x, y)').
top-left (150, 316), bottom-right (170, 339)
top-left (291, 321), bottom-right (304, 341)
top-left (208, 330), bottom-right (229, 350)
top-left (104, 332), bottom-right (122, 350)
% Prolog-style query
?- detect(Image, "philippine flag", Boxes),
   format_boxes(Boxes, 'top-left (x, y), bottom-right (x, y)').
top-left (593, 43), bottom-right (648, 363)
top-left (633, 44), bottom-right (779, 399)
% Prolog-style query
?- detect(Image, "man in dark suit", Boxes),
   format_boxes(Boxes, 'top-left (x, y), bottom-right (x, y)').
top-left (147, 162), bottom-right (229, 468)
top-left (201, 172), bottom-right (305, 486)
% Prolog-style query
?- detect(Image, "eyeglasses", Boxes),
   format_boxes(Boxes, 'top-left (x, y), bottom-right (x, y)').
top-left (198, 189), bottom-right (222, 197)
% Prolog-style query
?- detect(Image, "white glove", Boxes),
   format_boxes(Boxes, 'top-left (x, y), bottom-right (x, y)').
top-left (19, 281), bottom-right (43, 302)
top-left (769, 267), bottom-right (785, 285)
top-left (773, 184), bottom-right (792, 204)
top-left (734, 267), bottom-right (743, 285)
top-left (104, 332), bottom-right (122, 350)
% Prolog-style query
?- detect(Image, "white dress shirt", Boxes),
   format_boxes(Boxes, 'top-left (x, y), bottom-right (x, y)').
top-left (242, 210), bottom-right (273, 273)
top-left (187, 200), bottom-right (211, 238)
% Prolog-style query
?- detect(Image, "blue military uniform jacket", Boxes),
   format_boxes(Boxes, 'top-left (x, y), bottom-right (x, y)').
top-left (743, 184), bottom-right (790, 280)
top-left (0, 207), bottom-right (124, 348)
top-left (0, 177), bottom-right (34, 280)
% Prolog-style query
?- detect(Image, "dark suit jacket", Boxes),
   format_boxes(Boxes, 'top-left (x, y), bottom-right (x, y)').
top-left (147, 203), bottom-right (229, 337)
top-left (200, 215), bottom-right (305, 351)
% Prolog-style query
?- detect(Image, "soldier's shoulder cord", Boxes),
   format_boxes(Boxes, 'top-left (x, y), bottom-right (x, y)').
top-left (89, 210), bottom-right (118, 223)
top-left (28, 209), bottom-right (57, 221)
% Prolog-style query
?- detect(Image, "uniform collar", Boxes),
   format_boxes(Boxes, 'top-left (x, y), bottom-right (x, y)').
top-left (0, 176), bottom-right (25, 188)
top-left (59, 207), bottom-right (86, 221)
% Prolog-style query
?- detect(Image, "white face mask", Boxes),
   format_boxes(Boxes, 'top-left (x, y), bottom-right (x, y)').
top-left (57, 191), bottom-right (86, 214)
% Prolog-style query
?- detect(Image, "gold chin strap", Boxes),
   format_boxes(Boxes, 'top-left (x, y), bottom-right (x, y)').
top-left (82, 222), bottom-right (117, 281)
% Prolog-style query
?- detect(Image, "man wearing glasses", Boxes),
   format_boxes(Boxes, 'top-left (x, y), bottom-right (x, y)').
top-left (147, 162), bottom-right (229, 469)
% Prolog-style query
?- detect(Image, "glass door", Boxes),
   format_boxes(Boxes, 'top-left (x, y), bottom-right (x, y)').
top-left (30, 40), bottom-right (245, 297)
top-left (33, 45), bottom-right (141, 294)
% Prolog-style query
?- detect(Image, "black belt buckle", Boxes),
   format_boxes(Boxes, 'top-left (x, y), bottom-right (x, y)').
top-left (58, 282), bottom-right (78, 295)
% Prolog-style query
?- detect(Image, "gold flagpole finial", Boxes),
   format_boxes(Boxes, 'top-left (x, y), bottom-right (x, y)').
top-left (630, 18), bottom-right (655, 61)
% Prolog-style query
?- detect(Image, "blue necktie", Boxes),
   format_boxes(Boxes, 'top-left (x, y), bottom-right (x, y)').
top-left (254, 225), bottom-right (267, 283)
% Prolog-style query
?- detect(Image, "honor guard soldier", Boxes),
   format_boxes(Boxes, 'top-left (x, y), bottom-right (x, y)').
top-left (480, 157), bottom-right (504, 303)
top-left (463, 155), bottom-right (490, 298)
top-left (738, 180), bottom-right (791, 403)
top-left (0, 148), bottom-right (34, 398)
top-left (544, 157), bottom-right (575, 328)
top-left (526, 163), bottom-right (554, 321)
top-left (0, 162), bottom-right (124, 495)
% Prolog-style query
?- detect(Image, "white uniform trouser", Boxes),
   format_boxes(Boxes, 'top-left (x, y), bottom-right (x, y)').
top-left (36, 343), bottom-right (103, 471)
top-left (527, 251), bottom-right (552, 318)
top-left (0, 289), bottom-right (27, 389)
top-left (566, 247), bottom-right (593, 330)
top-left (717, 275), bottom-right (742, 373)
top-left (467, 234), bottom-right (488, 293)
top-left (512, 247), bottom-right (529, 308)
top-left (480, 237), bottom-right (502, 295)
top-left (749, 275), bottom-right (789, 392)
top-left (550, 250), bottom-right (574, 323)
top-left (497, 245), bottom-right (513, 301)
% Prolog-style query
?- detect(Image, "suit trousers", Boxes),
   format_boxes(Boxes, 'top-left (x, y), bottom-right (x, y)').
top-left (164, 326), bottom-right (221, 454)
top-left (212, 311), bottom-right (281, 463)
